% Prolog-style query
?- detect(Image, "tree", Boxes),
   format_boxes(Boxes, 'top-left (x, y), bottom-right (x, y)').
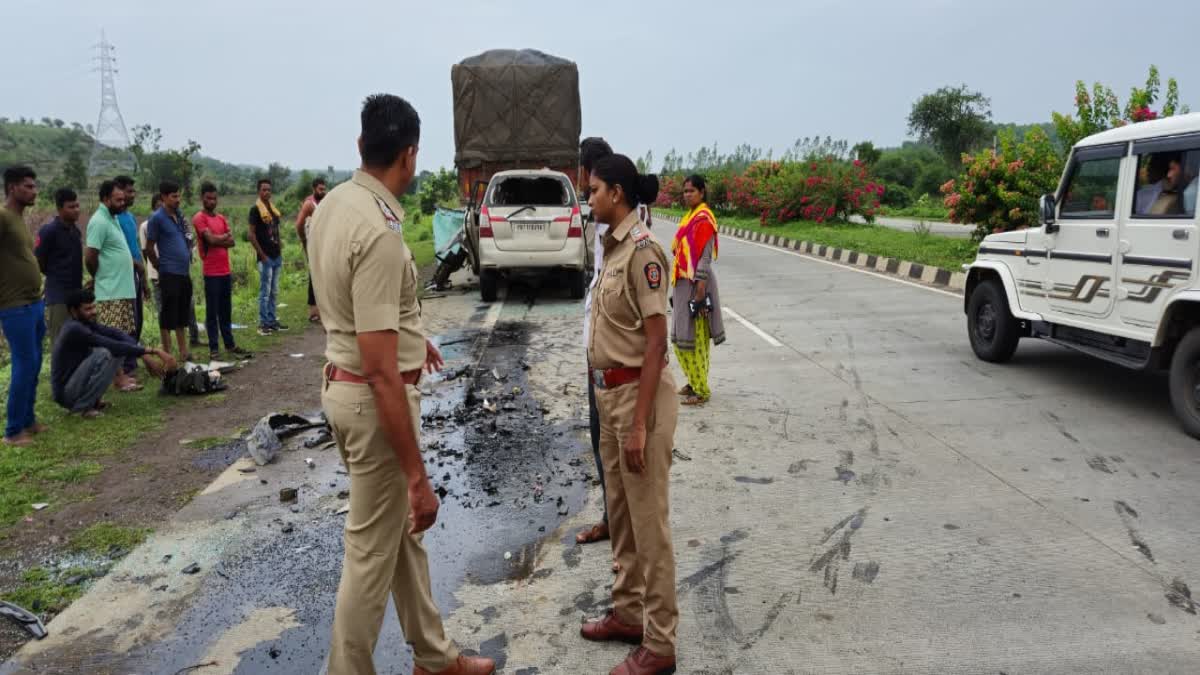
top-left (852, 141), bottom-right (882, 166)
top-left (58, 151), bottom-right (88, 191)
top-left (129, 125), bottom-right (202, 199)
top-left (417, 168), bottom-right (459, 214)
top-left (265, 162), bottom-right (292, 192)
top-left (1052, 65), bottom-right (1191, 155)
top-left (660, 148), bottom-right (682, 175)
top-left (907, 85), bottom-right (993, 166)
top-left (52, 119), bottom-right (65, 129)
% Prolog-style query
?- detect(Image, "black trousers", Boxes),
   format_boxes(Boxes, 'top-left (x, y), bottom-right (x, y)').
top-left (587, 370), bottom-right (607, 524)
top-left (204, 275), bottom-right (237, 352)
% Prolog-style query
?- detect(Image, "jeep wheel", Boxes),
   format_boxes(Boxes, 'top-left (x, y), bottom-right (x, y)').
top-left (568, 269), bottom-right (586, 300)
top-left (967, 279), bottom-right (1020, 363)
top-left (1168, 329), bottom-right (1200, 439)
top-left (480, 269), bottom-right (499, 303)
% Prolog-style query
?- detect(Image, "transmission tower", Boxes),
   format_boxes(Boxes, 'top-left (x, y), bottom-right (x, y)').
top-left (89, 30), bottom-right (136, 176)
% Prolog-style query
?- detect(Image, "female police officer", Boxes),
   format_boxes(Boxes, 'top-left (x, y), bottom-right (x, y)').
top-left (579, 154), bottom-right (680, 675)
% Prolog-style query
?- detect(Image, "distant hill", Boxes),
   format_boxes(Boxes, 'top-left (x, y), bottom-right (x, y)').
top-left (0, 118), bottom-right (349, 196)
top-left (0, 119), bottom-right (94, 181)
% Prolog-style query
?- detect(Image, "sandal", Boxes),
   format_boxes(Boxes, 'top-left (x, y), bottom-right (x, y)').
top-left (682, 395), bottom-right (708, 407)
top-left (576, 522), bottom-right (610, 545)
top-left (119, 382), bottom-right (144, 393)
top-left (677, 384), bottom-right (694, 396)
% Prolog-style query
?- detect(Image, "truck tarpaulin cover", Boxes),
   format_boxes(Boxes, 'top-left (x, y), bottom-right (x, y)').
top-left (452, 49), bottom-right (581, 167)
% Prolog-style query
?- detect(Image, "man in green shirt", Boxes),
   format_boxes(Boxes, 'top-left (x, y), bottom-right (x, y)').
top-left (85, 180), bottom-right (141, 390)
top-left (1, 166), bottom-right (48, 446)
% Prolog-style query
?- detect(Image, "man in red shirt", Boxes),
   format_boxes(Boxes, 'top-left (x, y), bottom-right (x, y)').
top-left (193, 182), bottom-right (252, 362)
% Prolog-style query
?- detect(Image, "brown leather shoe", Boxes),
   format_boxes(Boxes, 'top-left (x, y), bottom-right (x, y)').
top-left (611, 647), bottom-right (676, 675)
top-left (581, 610), bottom-right (643, 644)
top-left (413, 655), bottom-right (495, 675)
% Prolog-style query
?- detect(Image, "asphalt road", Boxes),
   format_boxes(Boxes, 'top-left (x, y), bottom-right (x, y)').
top-left (5, 225), bottom-right (1200, 674)
top-left (849, 214), bottom-right (975, 239)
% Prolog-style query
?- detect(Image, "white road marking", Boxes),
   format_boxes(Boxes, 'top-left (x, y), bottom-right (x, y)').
top-left (724, 307), bottom-right (783, 347)
top-left (725, 236), bottom-right (963, 299)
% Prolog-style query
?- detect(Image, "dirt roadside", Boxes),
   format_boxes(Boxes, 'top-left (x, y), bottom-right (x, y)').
top-left (0, 325), bottom-right (326, 660)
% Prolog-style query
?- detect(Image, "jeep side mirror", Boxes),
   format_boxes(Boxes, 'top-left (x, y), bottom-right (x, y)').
top-left (1040, 193), bottom-right (1058, 233)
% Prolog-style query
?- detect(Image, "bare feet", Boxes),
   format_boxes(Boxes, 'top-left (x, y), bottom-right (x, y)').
top-left (25, 423), bottom-right (48, 435)
top-left (82, 409), bottom-right (103, 419)
top-left (576, 522), bottom-right (610, 544)
top-left (3, 433), bottom-right (33, 447)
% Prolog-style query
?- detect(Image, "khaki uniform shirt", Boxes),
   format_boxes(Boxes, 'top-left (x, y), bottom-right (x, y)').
top-left (309, 170), bottom-right (425, 375)
top-left (587, 209), bottom-right (670, 370)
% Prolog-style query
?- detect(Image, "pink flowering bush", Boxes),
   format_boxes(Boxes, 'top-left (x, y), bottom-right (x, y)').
top-left (661, 159), bottom-right (883, 225)
top-left (941, 127), bottom-right (1062, 241)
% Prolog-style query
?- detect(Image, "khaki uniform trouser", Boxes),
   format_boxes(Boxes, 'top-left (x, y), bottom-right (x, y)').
top-left (595, 368), bottom-right (680, 657)
top-left (322, 374), bottom-right (458, 674)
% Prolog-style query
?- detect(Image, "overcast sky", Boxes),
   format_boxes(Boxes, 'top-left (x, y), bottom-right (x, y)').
top-left (6, 0), bottom-right (1198, 173)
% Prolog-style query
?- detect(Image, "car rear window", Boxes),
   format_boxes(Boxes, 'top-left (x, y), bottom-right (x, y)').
top-left (488, 176), bottom-right (573, 207)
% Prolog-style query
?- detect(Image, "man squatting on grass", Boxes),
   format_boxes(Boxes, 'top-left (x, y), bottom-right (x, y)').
top-left (50, 289), bottom-right (176, 418)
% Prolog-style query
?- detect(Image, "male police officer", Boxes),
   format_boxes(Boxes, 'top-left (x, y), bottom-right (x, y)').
top-left (309, 94), bottom-right (494, 675)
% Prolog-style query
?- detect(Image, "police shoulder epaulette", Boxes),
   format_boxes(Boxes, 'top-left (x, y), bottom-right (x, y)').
top-left (631, 226), bottom-right (652, 249)
top-left (374, 195), bottom-right (404, 234)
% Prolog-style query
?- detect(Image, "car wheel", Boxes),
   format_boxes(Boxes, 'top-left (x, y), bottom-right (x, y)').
top-left (480, 269), bottom-right (499, 303)
top-left (967, 279), bottom-right (1019, 363)
top-left (1168, 328), bottom-right (1200, 439)
top-left (568, 269), bottom-right (586, 300)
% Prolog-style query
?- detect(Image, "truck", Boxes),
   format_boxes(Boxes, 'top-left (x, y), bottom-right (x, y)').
top-left (963, 112), bottom-right (1200, 437)
top-left (448, 49), bottom-right (589, 301)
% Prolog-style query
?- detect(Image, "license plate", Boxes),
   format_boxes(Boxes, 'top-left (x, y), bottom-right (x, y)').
top-left (514, 222), bottom-right (546, 233)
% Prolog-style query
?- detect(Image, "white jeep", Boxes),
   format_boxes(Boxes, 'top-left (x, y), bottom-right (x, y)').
top-left (965, 113), bottom-right (1200, 436)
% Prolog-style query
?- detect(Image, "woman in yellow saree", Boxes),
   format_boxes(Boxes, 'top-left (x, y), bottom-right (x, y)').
top-left (671, 175), bottom-right (725, 405)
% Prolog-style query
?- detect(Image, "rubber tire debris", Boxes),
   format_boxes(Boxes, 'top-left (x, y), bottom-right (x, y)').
top-left (0, 601), bottom-right (48, 640)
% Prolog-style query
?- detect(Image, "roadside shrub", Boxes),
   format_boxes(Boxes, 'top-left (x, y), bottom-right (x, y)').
top-left (659, 157), bottom-right (884, 225)
top-left (655, 175), bottom-right (683, 208)
top-left (739, 159), bottom-right (882, 224)
top-left (941, 127), bottom-right (1062, 241)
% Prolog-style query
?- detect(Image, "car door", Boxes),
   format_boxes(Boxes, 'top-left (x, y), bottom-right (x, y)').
top-left (1118, 135), bottom-right (1200, 334)
top-left (1043, 143), bottom-right (1126, 321)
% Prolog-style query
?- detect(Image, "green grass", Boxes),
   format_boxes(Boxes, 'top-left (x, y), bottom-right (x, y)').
top-left (69, 522), bottom-right (151, 556)
top-left (402, 202), bottom-right (436, 267)
top-left (0, 198), bottom-right (436, 535)
top-left (659, 208), bottom-right (976, 272)
top-left (0, 567), bottom-right (89, 614)
top-left (880, 204), bottom-right (952, 220)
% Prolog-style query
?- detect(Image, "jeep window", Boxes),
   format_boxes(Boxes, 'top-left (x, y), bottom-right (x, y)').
top-left (488, 176), bottom-right (574, 207)
top-left (1132, 149), bottom-right (1199, 219)
top-left (1060, 157), bottom-right (1121, 219)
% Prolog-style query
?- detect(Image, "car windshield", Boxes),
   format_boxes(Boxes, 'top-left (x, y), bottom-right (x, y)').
top-left (488, 176), bottom-right (573, 207)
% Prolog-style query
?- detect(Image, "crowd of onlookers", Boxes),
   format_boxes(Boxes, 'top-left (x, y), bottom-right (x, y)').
top-left (0, 165), bottom-right (327, 446)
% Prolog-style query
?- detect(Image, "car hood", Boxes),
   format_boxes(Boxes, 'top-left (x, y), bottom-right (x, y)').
top-left (982, 230), bottom-right (1028, 245)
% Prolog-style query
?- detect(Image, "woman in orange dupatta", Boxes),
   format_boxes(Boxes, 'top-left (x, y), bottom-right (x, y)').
top-left (671, 175), bottom-right (725, 405)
